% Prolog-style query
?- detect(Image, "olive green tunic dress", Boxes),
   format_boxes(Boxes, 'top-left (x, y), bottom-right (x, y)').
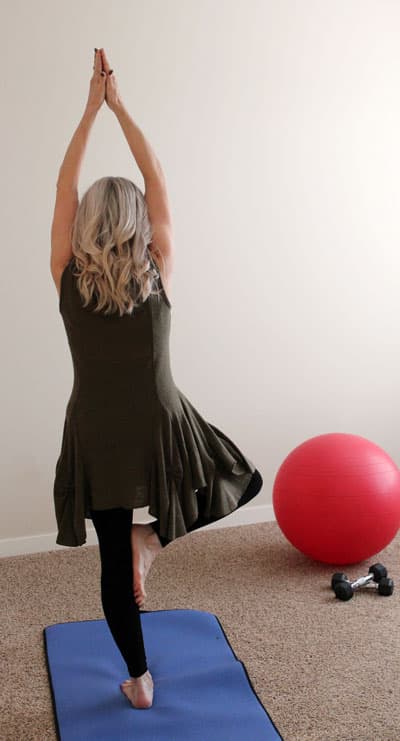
top-left (53, 257), bottom-right (256, 547)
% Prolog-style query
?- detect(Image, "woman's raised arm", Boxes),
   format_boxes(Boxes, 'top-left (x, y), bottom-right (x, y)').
top-left (101, 48), bottom-right (161, 182)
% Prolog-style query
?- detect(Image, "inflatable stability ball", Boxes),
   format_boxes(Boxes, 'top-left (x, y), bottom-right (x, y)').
top-left (272, 433), bottom-right (400, 566)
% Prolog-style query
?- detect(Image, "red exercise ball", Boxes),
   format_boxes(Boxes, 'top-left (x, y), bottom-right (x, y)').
top-left (272, 433), bottom-right (400, 566)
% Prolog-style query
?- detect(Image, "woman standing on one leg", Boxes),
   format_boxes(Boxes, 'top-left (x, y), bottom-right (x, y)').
top-left (51, 47), bottom-right (263, 711)
top-left (90, 507), bottom-right (155, 708)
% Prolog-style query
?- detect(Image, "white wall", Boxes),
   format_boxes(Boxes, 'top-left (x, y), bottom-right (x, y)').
top-left (2, 0), bottom-right (400, 555)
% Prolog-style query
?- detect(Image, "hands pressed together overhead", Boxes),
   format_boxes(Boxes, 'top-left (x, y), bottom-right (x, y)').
top-left (56, 47), bottom-right (125, 191)
top-left (86, 47), bottom-right (122, 114)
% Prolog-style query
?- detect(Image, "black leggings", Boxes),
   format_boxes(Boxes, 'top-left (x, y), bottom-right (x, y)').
top-left (90, 468), bottom-right (263, 678)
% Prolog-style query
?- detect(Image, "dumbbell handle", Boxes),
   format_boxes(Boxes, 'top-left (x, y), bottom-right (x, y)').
top-left (350, 573), bottom-right (376, 589)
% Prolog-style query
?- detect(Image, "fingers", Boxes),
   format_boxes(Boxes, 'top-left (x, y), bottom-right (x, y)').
top-left (94, 48), bottom-right (102, 73)
top-left (100, 48), bottom-right (110, 73)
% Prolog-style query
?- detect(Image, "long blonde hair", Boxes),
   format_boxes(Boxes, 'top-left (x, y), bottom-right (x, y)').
top-left (69, 176), bottom-right (166, 316)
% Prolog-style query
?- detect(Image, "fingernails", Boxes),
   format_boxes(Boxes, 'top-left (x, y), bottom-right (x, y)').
top-left (108, 69), bottom-right (113, 75)
top-left (94, 47), bottom-right (98, 52)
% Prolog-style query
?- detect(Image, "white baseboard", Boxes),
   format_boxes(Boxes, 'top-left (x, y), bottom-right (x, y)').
top-left (0, 503), bottom-right (276, 557)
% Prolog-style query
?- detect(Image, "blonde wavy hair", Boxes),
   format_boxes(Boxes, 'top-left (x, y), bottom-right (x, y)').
top-left (69, 176), bottom-right (166, 316)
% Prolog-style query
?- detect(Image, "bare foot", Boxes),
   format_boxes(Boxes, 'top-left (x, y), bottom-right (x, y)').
top-left (120, 669), bottom-right (154, 708)
top-left (131, 523), bottom-right (163, 607)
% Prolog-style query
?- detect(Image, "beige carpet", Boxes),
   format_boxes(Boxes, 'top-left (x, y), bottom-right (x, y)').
top-left (1, 520), bottom-right (399, 741)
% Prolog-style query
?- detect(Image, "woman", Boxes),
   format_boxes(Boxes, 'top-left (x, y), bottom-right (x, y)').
top-left (50, 47), bottom-right (263, 710)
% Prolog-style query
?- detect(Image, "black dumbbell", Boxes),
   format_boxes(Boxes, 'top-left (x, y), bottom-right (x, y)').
top-left (331, 563), bottom-right (394, 601)
top-left (331, 562), bottom-right (387, 590)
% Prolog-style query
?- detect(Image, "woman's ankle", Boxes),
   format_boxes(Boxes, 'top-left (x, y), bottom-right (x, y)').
top-left (130, 668), bottom-right (150, 681)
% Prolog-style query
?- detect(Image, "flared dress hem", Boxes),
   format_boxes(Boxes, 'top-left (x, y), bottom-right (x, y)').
top-left (54, 390), bottom-right (256, 547)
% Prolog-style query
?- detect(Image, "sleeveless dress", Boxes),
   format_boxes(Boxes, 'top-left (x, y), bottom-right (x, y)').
top-left (53, 257), bottom-right (256, 547)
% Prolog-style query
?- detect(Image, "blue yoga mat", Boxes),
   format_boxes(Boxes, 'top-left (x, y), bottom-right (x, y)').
top-left (44, 608), bottom-right (283, 740)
